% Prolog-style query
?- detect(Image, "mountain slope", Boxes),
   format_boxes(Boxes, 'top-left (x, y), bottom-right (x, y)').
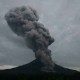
top-left (0, 59), bottom-right (79, 75)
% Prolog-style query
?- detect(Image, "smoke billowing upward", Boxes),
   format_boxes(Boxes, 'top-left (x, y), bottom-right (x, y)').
top-left (5, 6), bottom-right (55, 72)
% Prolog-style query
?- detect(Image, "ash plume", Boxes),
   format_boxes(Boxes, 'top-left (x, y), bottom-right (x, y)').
top-left (5, 6), bottom-right (55, 72)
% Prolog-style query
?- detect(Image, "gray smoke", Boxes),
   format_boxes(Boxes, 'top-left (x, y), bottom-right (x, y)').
top-left (5, 6), bottom-right (55, 72)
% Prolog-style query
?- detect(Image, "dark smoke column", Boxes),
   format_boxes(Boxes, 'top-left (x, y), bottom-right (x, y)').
top-left (5, 6), bottom-right (55, 72)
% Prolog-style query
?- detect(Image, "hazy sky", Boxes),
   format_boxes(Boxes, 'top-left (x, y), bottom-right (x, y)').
top-left (0, 0), bottom-right (80, 69)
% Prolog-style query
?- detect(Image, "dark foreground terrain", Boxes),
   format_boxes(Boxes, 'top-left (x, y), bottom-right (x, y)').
top-left (0, 59), bottom-right (80, 80)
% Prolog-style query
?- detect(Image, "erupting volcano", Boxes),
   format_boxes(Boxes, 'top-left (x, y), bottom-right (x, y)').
top-left (5, 6), bottom-right (55, 72)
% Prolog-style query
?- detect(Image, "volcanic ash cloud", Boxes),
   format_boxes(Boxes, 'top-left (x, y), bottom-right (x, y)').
top-left (5, 6), bottom-right (55, 72)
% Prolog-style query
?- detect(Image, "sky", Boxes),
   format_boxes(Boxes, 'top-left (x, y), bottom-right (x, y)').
top-left (0, 0), bottom-right (80, 70)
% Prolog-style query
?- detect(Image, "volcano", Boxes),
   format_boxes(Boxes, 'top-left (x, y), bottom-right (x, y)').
top-left (0, 59), bottom-right (79, 76)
